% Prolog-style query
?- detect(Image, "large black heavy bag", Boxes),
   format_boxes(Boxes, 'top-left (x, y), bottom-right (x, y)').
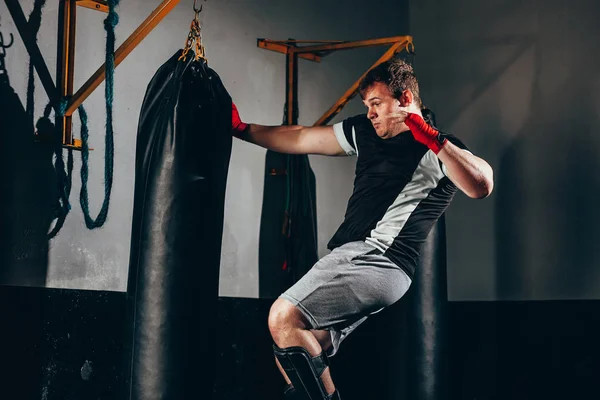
top-left (258, 151), bottom-right (318, 298)
top-left (407, 109), bottom-right (448, 400)
top-left (125, 50), bottom-right (232, 400)
top-left (407, 216), bottom-right (448, 400)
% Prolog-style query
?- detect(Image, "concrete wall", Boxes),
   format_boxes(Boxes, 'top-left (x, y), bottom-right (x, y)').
top-left (6, 0), bottom-right (596, 302)
top-left (0, 0), bottom-right (409, 296)
top-left (410, 0), bottom-right (600, 300)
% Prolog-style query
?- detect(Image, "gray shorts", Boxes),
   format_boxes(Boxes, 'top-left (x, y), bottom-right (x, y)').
top-left (280, 241), bottom-right (412, 356)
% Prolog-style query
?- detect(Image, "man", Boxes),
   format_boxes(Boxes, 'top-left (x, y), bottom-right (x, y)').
top-left (230, 58), bottom-right (494, 400)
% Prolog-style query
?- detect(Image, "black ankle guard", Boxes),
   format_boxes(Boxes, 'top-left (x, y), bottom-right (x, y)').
top-left (274, 344), bottom-right (331, 400)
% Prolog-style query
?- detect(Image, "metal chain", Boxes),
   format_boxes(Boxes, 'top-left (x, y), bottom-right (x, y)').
top-left (178, 1), bottom-right (207, 63)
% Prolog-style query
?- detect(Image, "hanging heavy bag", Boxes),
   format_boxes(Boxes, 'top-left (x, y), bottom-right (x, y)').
top-left (125, 50), bottom-right (232, 400)
top-left (407, 108), bottom-right (449, 400)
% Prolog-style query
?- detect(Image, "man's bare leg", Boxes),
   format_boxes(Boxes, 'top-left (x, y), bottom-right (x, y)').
top-left (269, 298), bottom-right (336, 395)
top-left (311, 329), bottom-right (333, 352)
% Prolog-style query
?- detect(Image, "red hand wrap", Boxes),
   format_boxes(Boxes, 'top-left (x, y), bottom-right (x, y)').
top-left (232, 102), bottom-right (249, 137)
top-left (405, 112), bottom-right (447, 154)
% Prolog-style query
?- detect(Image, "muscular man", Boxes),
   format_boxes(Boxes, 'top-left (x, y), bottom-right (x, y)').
top-left (231, 58), bottom-right (493, 400)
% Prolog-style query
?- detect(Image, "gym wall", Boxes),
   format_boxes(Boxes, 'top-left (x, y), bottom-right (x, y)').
top-left (2, 2), bottom-right (600, 399)
top-left (410, 0), bottom-right (600, 301)
top-left (0, 0), bottom-right (408, 296)
top-left (2, 0), bottom-right (599, 301)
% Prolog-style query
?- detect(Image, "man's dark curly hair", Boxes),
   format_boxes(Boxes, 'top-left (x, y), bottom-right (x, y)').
top-left (358, 58), bottom-right (422, 108)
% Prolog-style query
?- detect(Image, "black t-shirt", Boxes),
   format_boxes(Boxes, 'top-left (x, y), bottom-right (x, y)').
top-left (329, 114), bottom-right (469, 278)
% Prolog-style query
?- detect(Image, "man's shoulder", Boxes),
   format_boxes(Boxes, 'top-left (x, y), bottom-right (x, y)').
top-left (347, 113), bottom-right (370, 125)
top-left (342, 114), bottom-right (374, 134)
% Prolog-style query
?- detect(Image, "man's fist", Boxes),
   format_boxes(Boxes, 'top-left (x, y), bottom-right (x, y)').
top-left (232, 102), bottom-right (249, 137)
top-left (404, 112), bottom-right (447, 154)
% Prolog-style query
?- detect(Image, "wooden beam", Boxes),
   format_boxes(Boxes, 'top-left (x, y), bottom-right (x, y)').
top-left (293, 36), bottom-right (413, 54)
top-left (258, 35), bottom-right (415, 126)
top-left (66, 0), bottom-right (180, 115)
top-left (57, 0), bottom-right (77, 146)
top-left (313, 41), bottom-right (407, 126)
top-left (257, 39), bottom-right (321, 62)
top-left (285, 42), bottom-right (298, 125)
top-left (76, 0), bottom-right (109, 13)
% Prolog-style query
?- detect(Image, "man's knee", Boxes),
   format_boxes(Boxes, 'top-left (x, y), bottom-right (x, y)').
top-left (311, 329), bottom-right (333, 353)
top-left (268, 298), bottom-right (309, 338)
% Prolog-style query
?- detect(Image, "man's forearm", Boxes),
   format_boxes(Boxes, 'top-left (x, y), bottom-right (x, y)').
top-left (240, 123), bottom-right (305, 154)
top-left (437, 142), bottom-right (494, 199)
top-left (231, 102), bottom-right (311, 154)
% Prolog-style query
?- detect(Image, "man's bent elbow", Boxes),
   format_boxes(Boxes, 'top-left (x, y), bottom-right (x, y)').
top-left (470, 174), bottom-right (494, 199)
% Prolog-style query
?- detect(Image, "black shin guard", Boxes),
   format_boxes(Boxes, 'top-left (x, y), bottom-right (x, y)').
top-left (274, 344), bottom-right (333, 400)
top-left (284, 384), bottom-right (340, 400)
top-left (284, 383), bottom-right (298, 399)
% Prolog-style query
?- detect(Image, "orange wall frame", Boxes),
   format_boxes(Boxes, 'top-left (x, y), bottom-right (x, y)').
top-left (257, 36), bottom-right (415, 126)
top-left (3, 0), bottom-right (180, 149)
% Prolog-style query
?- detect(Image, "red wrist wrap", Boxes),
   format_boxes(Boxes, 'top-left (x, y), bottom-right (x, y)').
top-left (232, 102), bottom-right (249, 138)
top-left (405, 113), bottom-right (447, 154)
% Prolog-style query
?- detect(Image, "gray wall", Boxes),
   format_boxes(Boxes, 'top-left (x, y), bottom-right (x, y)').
top-left (1, 0), bottom-right (409, 295)
top-left (6, 0), bottom-right (596, 302)
top-left (410, 0), bottom-right (600, 300)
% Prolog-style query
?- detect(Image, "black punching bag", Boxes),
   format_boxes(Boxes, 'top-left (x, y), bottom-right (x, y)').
top-left (408, 108), bottom-right (448, 400)
top-left (125, 50), bottom-right (232, 399)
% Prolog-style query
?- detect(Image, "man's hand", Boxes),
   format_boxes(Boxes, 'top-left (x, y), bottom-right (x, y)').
top-left (404, 112), bottom-right (447, 154)
top-left (387, 110), bottom-right (409, 125)
top-left (232, 102), bottom-right (249, 137)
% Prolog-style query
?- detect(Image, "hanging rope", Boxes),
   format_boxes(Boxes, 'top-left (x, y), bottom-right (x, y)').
top-left (25, 0), bottom-right (120, 238)
top-left (78, 0), bottom-right (119, 229)
top-left (40, 101), bottom-right (75, 239)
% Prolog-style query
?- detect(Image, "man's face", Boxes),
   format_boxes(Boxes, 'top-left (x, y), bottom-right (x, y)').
top-left (362, 82), bottom-right (409, 139)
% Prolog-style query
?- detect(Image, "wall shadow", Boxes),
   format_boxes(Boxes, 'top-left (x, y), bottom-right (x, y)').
top-left (494, 2), bottom-right (600, 299)
top-left (0, 68), bottom-right (55, 287)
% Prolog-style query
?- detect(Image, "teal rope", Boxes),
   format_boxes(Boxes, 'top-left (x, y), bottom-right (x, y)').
top-left (79, 0), bottom-right (119, 229)
top-left (57, 98), bottom-right (69, 116)
top-left (47, 0), bottom-right (120, 236)
top-left (48, 146), bottom-right (74, 238)
top-left (45, 101), bottom-right (74, 239)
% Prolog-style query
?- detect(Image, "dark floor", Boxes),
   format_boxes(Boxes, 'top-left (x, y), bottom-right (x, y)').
top-left (1, 285), bottom-right (599, 400)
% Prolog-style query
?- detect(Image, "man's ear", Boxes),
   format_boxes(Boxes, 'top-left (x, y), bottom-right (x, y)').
top-left (398, 90), bottom-right (413, 107)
